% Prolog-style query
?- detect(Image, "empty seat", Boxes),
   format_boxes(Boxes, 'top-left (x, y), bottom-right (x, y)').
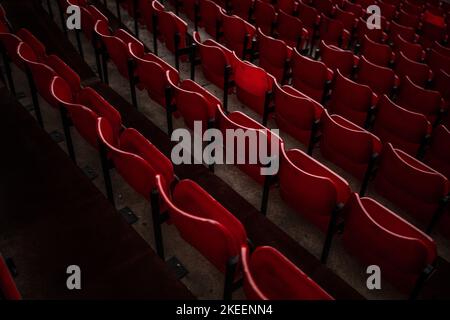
top-left (257, 28), bottom-right (292, 82)
top-left (341, 193), bottom-right (437, 294)
top-left (374, 143), bottom-right (449, 225)
top-left (319, 111), bottom-right (382, 186)
top-left (334, 5), bottom-right (357, 33)
top-left (199, 0), bottom-right (224, 38)
top-left (297, 0), bottom-right (321, 44)
top-left (317, 14), bottom-right (350, 48)
top-left (241, 245), bottom-right (334, 300)
top-left (154, 175), bottom-right (247, 300)
top-left (327, 70), bottom-right (376, 127)
top-left (79, 4), bottom-right (109, 42)
top-left (396, 76), bottom-right (444, 124)
top-left (360, 34), bottom-right (394, 67)
top-left (393, 34), bottom-right (425, 62)
top-left (277, 0), bottom-right (297, 15)
top-left (319, 41), bottom-right (359, 76)
top-left (129, 42), bottom-right (180, 108)
top-left (0, 254), bottom-right (20, 300)
top-left (424, 125), bottom-right (450, 180)
top-left (433, 69), bottom-right (450, 108)
top-left (397, 9), bottom-right (421, 29)
top-left (402, 0), bottom-right (423, 15)
top-left (274, 81), bottom-right (324, 149)
top-left (275, 9), bottom-right (309, 50)
top-left (312, 0), bottom-right (335, 16)
top-left (291, 48), bottom-right (333, 103)
top-left (341, 0), bottom-right (364, 18)
top-left (354, 17), bottom-right (388, 45)
top-left (254, 0), bottom-right (276, 35)
top-left (373, 95), bottom-right (432, 157)
top-left (356, 55), bottom-right (399, 96)
top-left (229, 0), bottom-right (254, 21)
top-left (377, 0), bottom-right (397, 20)
top-left (278, 146), bottom-right (351, 261)
top-left (221, 13), bottom-right (256, 60)
top-left (426, 49), bottom-right (450, 75)
top-left (233, 54), bottom-right (275, 117)
top-left (394, 51), bottom-right (432, 87)
top-left (433, 41), bottom-right (450, 58)
top-left (388, 21), bottom-right (419, 44)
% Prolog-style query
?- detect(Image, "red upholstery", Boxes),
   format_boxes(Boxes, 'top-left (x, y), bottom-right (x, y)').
top-left (356, 55), bottom-right (398, 96)
top-left (96, 118), bottom-right (174, 198)
top-left (129, 42), bottom-right (180, 107)
top-left (396, 76), bottom-right (443, 124)
top-left (393, 34), bottom-right (425, 62)
top-left (254, 0), bottom-right (276, 35)
top-left (342, 193), bottom-right (437, 293)
top-left (395, 51), bottom-right (432, 87)
top-left (327, 70), bottom-right (376, 127)
top-left (360, 35), bottom-right (393, 67)
top-left (374, 143), bottom-right (449, 224)
top-left (199, 0), bottom-right (224, 38)
top-left (233, 53), bottom-right (274, 115)
top-left (276, 10), bottom-right (308, 49)
top-left (320, 110), bottom-right (382, 179)
top-left (156, 175), bottom-right (247, 274)
top-left (279, 146), bottom-right (351, 232)
top-left (274, 81), bottom-right (324, 146)
top-left (373, 95), bottom-right (431, 156)
top-left (423, 125), bottom-right (450, 181)
top-left (291, 48), bottom-right (333, 103)
top-left (257, 28), bottom-right (291, 82)
top-left (320, 41), bottom-right (359, 76)
top-left (221, 13), bottom-right (256, 59)
top-left (0, 254), bottom-right (21, 300)
top-left (241, 245), bottom-right (334, 300)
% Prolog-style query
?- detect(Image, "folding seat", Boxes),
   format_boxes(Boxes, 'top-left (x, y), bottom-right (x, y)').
top-left (96, 117), bottom-right (175, 207)
top-left (319, 111), bottom-right (382, 194)
top-left (424, 125), bottom-right (450, 181)
top-left (273, 81), bottom-right (324, 151)
top-left (433, 41), bottom-right (450, 58)
top-left (291, 48), bottom-right (334, 103)
top-left (433, 69), bottom-right (450, 108)
top-left (426, 49), bottom-right (450, 75)
top-left (152, 2), bottom-right (191, 69)
top-left (312, 0), bottom-right (335, 17)
top-left (373, 143), bottom-right (449, 229)
top-left (254, 0), bottom-right (276, 35)
top-left (334, 5), bottom-right (357, 33)
top-left (177, 0), bottom-right (198, 22)
top-left (275, 10), bottom-right (309, 50)
top-left (353, 17), bottom-right (388, 46)
top-left (392, 34), bottom-right (425, 62)
top-left (229, 0), bottom-right (254, 21)
top-left (257, 28), bottom-right (292, 83)
top-left (221, 12), bottom-right (256, 59)
top-left (397, 9), bottom-right (421, 29)
top-left (355, 55), bottom-right (399, 96)
top-left (278, 146), bottom-right (351, 262)
top-left (297, 0), bottom-right (321, 47)
top-left (420, 20), bottom-right (448, 49)
top-left (377, 0), bottom-right (397, 20)
top-left (240, 245), bottom-right (334, 300)
top-left (360, 34), bottom-right (395, 67)
top-left (373, 95), bottom-right (432, 157)
top-left (165, 74), bottom-right (221, 133)
top-left (76, 5), bottom-right (109, 60)
top-left (199, 0), bottom-right (224, 39)
top-left (341, 0), bottom-right (365, 18)
top-left (0, 254), bottom-right (21, 300)
top-left (153, 175), bottom-right (247, 300)
top-left (233, 53), bottom-right (275, 120)
top-left (394, 52), bottom-right (432, 87)
top-left (319, 41), bottom-right (359, 77)
top-left (277, 0), bottom-right (297, 15)
top-left (388, 21), bottom-right (419, 44)
top-left (353, 0), bottom-right (375, 9)
top-left (327, 70), bottom-right (377, 127)
top-left (401, 0), bottom-right (424, 16)
top-left (396, 76), bottom-right (444, 125)
top-left (317, 14), bottom-right (350, 48)
top-left (341, 193), bottom-right (437, 296)
top-left (381, 0), bottom-right (401, 6)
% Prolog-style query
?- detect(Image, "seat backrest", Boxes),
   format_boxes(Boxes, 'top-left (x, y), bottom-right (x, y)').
top-left (426, 49), bottom-right (450, 75)
top-left (221, 13), bottom-right (256, 57)
top-left (80, 5), bottom-right (108, 40)
top-left (314, 0), bottom-right (335, 16)
top-left (16, 28), bottom-right (46, 61)
top-left (297, 0), bottom-right (320, 30)
top-left (277, 0), bottom-right (297, 15)
top-left (276, 9), bottom-right (304, 49)
top-left (395, 51), bottom-right (431, 87)
top-left (44, 54), bottom-right (81, 96)
top-left (199, 0), bottom-right (224, 38)
top-left (424, 125), bottom-right (450, 180)
top-left (157, 7), bottom-right (188, 54)
top-left (393, 34), bottom-right (425, 62)
top-left (334, 5), bottom-right (356, 32)
top-left (319, 14), bottom-right (345, 47)
top-left (433, 69), bottom-right (450, 103)
top-left (0, 254), bottom-right (21, 300)
top-left (354, 17), bottom-right (385, 44)
top-left (357, 55), bottom-right (396, 96)
top-left (254, 0), bottom-right (276, 35)
top-left (397, 9), bottom-right (420, 29)
top-left (360, 34), bottom-right (392, 67)
top-left (389, 20), bottom-right (417, 43)
top-left (241, 245), bottom-right (334, 300)
top-left (230, 0), bottom-right (253, 20)
top-left (0, 33), bottom-right (25, 68)
top-left (257, 28), bottom-right (290, 82)
top-left (320, 40), bottom-right (356, 76)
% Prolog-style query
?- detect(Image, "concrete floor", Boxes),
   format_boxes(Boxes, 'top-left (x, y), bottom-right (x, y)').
top-left (11, 0), bottom-right (449, 300)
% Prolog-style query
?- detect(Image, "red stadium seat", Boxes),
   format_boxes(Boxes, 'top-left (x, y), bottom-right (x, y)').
top-left (426, 49), bottom-right (450, 75)
top-left (394, 51), bottom-right (432, 87)
top-left (199, 0), bottom-right (224, 39)
top-left (341, 193), bottom-right (437, 296)
top-left (374, 143), bottom-right (449, 227)
top-left (388, 21), bottom-right (419, 44)
top-left (129, 42), bottom-right (180, 108)
top-left (433, 41), bottom-right (450, 58)
top-left (233, 53), bottom-right (275, 119)
top-left (377, 0), bottom-right (397, 20)
top-left (154, 175), bottom-right (247, 300)
top-left (241, 245), bottom-right (334, 300)
top-left (312, 0), bottom-right (335, 17)
top-left (327, 70), bottom-right (377, 127)
top-left (317, 14), bottom-right (350, 48)
top-left (402, 0), bottom-right (424, 15)
top-left (273, 81), bottom-right (324, 151)
top-left (254, 0), bottom-right (276, 35)
top-left (297, 0), bottom-right (321, 47)
top-left (278, 146), bottom-right (351, 262)
top-left (393, 34), bottom-right (426, 62)
top-left (373, 95), bottom-right (432, 157)
top-left (319, 111), bottom-right (382, 193)
top-left (166, 74), bottom-right (221, 133)
top-left (275, 10), bottom-right (309, 50)
top-left (354, 17), bottom-right (388, 46)
top-left (0, 254), bottom-right (20, 300)
top-left (319, 41), bottom-right (359, 76)
top-left (396, 76), bottom-right (444, 125)
top-left (360, 35), bottom-right (394, 67)
top-left (397, 9), bottom-right (421, 29)
top-left (257, 28), bottom-right (292, 83)
top-left (291, 48), bottom-right (334, 103)
top-left (424, 125), bottom-right (450, 181)
top-left (229, 0), bottom-right (254, 21)
top-left (221, 12), bottom-right (256, 59)
top-left (355, 55), bottom-right (399, 96)
top-left (277, 0), bottom-right (297, 15)
top-left (341, 0), bottom-right (364, 18)
top-left (334, 5), bottom-right (357, 33)
top-left (433, 69), bottom-right (450, 108)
